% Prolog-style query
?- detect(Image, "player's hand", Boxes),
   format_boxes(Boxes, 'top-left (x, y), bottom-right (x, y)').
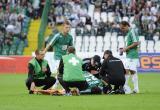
top-left (42, 67), bottom-right (47, 72)
top-left (30, 82), bottom-right (36, 91)
top-left (41, 50), bottom-right (46, 55)
top-left (122, 48), bottom-right (127, 52)
top-left (91, 70), bottom-right (98, 74)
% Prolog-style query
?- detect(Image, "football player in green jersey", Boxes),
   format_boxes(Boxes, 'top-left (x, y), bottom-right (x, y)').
top-left (120, 21), bottom-right (140, 94)
top-left (43, 20), bottom-right (73, 89)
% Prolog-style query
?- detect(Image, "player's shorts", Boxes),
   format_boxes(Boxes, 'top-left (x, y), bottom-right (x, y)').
top-left (51, 59), bottom-right (60, 74)
top-left (124, 58), bottom-right (139, 72)
top-left (44, 53), bottom-right (60, 73)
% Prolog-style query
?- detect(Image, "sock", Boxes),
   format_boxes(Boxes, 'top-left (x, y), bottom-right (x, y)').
top-left (125, 74), bottom-right (130, 86)
top-left (131, 73), bottom-right (139, 92)
top-left (124, 74), bottom-right (131, 94)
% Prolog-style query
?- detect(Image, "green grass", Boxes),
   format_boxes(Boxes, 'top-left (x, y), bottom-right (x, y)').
top-left (0, 73), bottom-right (160, 110)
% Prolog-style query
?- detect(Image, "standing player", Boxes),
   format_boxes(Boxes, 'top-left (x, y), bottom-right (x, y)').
top-left (120, 21), bottom-right (140, 94)
top-left (43, 20), bottom-right (73, 88)
top-left (44, 20), bottom-right (73, 72)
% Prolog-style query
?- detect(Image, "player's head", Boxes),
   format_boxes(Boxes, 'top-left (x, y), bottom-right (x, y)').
top-left (91, 55), bottom-right (101, 67)
top-left (35, 49), bottom-right (45, 60)
top-left (120, 21), bottom-right (130, 33)
top-left (63, 20), bottom-right (71, 34)
top-left (103, 50), bottom-right (112, 59)
top-left (67, 46), bottom-right (76, 54)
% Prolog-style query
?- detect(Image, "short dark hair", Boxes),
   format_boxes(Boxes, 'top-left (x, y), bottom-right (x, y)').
top-left (93, 55), bottom-right (101, 63)
top-left (67, 46), bottom-right (75, 54)
top-left (103, 50), bottom-right (112, 59)
top-left (120, 21), bottom-right (130, 27)
top-left (35, 49), bottom-right (43, 55)
top-left (104, 50), bottom-right (112, 55)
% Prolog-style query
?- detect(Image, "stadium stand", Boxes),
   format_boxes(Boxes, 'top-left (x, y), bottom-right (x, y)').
top-left (44, 0), bottom-right (160, 57)
top-left (0, 0), bottom-right (44, 55)
top-left (1, 0), bottom-right (160, 55)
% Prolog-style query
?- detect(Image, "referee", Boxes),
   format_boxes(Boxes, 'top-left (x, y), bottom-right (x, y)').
top-left (99, 50), bottom-right (125, 94)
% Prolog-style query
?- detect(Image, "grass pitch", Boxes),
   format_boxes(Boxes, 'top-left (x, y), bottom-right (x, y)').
top-left (0, 73), bottom-right (160, 110)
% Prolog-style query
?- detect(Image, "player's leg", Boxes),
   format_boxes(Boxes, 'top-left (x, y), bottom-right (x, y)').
top-left (25, 77), bottom-right (34, 94)
top-left (113, 80), bottom-right (125, 94)
top-left (74, 81), bottom-right (89, 91)
top-left (130, 59), bottom-right (139, 93)
top-left (123, 58), bottom-right (131, 94)
top-left (63, 81), bottom-right (88, 95)
top-left (25, 78), bottom-right (32, 90)
top-left (57, 74), bottom-right (68, 91)
top-left (51, 60), bottom-right (60, 89)
top-left (43, 77), bottom-right (56, 90)
top-left (62, 81), bottom-right (76, 96)
top-left (101, 76), bottom-right (112, 94)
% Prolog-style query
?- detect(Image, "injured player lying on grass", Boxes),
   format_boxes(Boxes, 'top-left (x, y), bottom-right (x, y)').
top-left (27, 48), bottom-right (126, 96)
top-left (30, 72), bottom-right (125, 96)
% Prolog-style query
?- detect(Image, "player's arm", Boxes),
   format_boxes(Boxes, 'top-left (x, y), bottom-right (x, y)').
top-left (99, 60), bottom-right (108, 77)
top-left (123, 42), bottom-right (139, 52)
top-left (28, 63), bottom-right (35, 80)
top-left (30, 82), bottom-right (36, 91)
top-left (28, 63), bottom-right (36, 92)
top-left (44, 64), bottom-right (52, 77)
top-left (43, 44), bottom-right (51, 53)
top-left (43, 33), bottom-right (59, 53)
top-left (123, 29), bottom-right (139, 52)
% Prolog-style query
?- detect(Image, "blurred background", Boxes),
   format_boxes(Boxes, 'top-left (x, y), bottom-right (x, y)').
top-left (0, 0), bottom-right (160, 73)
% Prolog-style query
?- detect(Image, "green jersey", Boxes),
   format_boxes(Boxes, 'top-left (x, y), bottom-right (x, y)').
top-left (84, 72), bottom-right (102, 89)
top-left (49, 33), bottom-right (73, 60)
top-left (29, 58), bottom-right (48, 79)
top-left (62, 53), bottom-right (85, 82)
top-left (125, 28), bottom-right (139, 59)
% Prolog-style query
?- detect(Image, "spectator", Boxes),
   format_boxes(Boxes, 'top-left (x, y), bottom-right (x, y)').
top-left (9, 10), bottom-right (18, 23)
top-left (90, 26), bottom-right (96, 36)
top-left (48, 9), bottom-right (56, 28)
top-left (101, 0), bottom-right (107, 12)
top-left (32, 0), bottom-right (40, 19)
top-left (0, 30), bottom-right (4, 48)
top-left (85, 16), bottom-right (92, 25)
top-left (54, 4), bottom-right (63, 16)
top-left (4, 32), bottom-right (13, 46)
top-left (75, 26), bottom-right (83, 36)
top-left (26, 2), bottom-right (34, 18)
top-left (141, 12), bottom-right (149, 34)
top-left (84, 25), bottom-right (91, 36)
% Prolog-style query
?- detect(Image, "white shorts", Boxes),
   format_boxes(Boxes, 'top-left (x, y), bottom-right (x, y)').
top-left (44, 53), bottom-right (60, 73)
top-left (124, 58), bottom-right (139, 72)
top-left (51, 59), bottom-right (60, 74)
